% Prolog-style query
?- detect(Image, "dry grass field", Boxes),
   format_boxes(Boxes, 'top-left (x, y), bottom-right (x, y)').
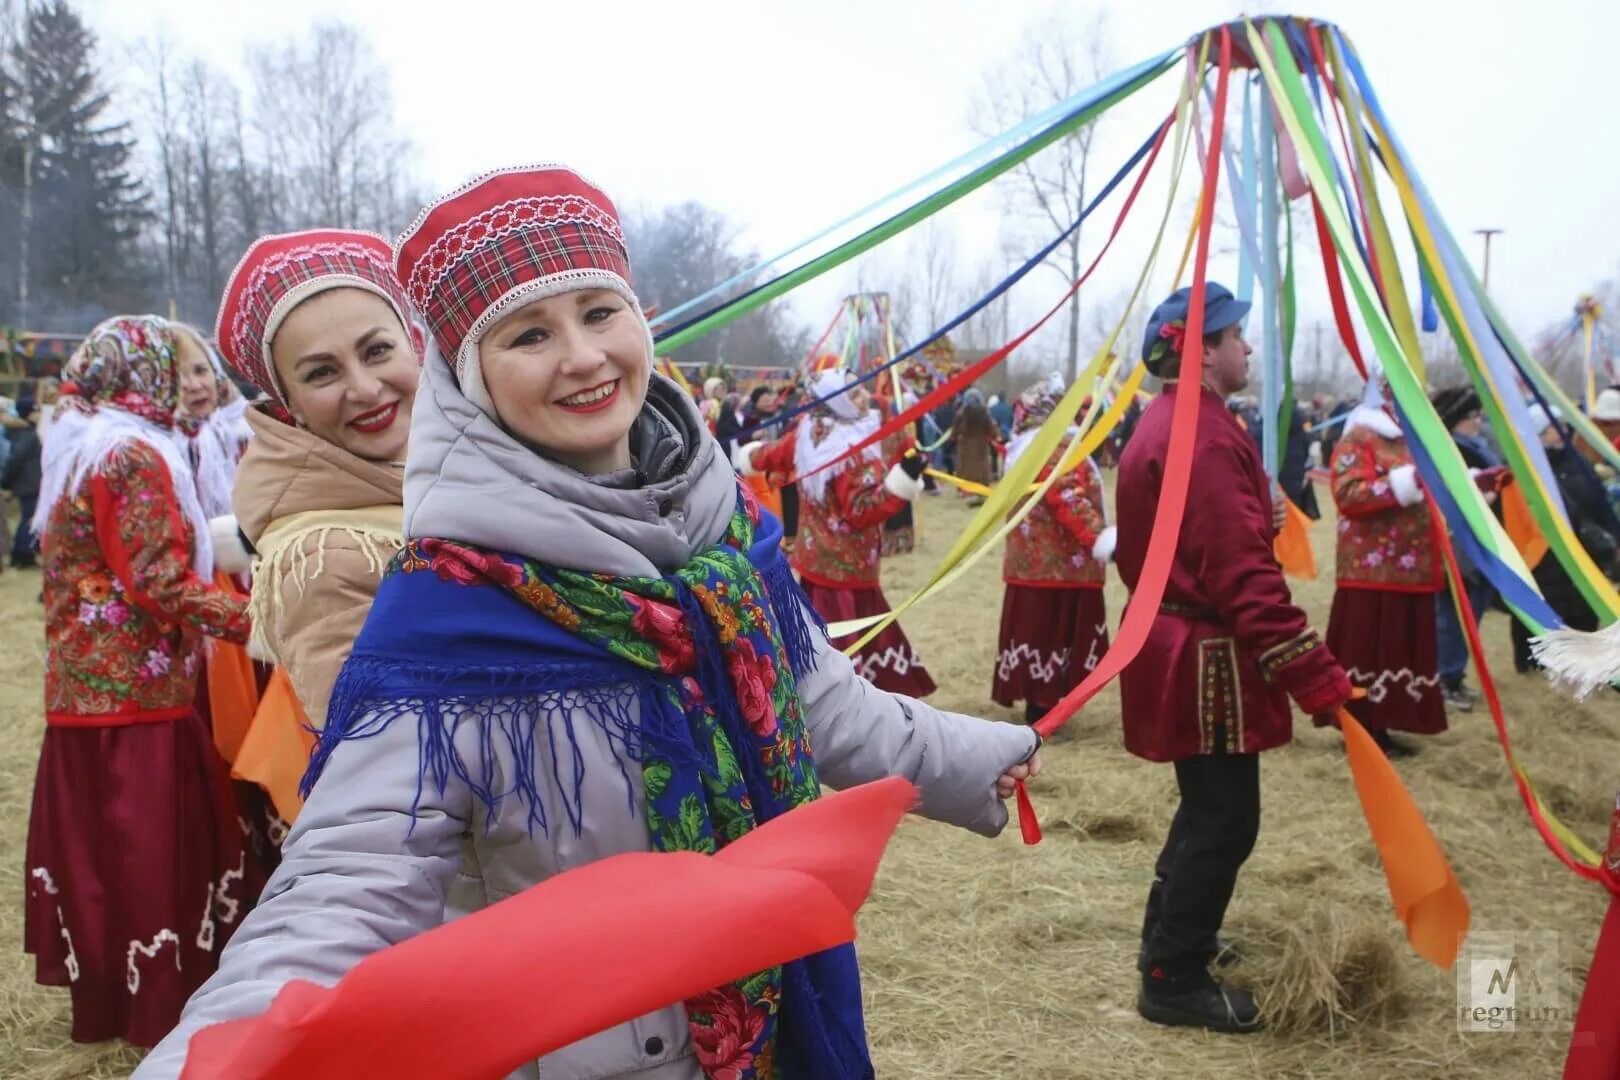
top-left (0, 485), bottom-right (1615, 1078)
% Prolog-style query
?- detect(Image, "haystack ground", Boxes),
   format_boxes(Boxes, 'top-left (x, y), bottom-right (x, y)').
top-left (0, 487), bottom-right (1613, 1078)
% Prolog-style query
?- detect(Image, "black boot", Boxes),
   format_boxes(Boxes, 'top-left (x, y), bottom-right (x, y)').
top-left (1368, 727), bottom-right (1417, 759)
top-left (1138, 935), bottom-right (1241, 973)
top-left (1023, 702), bottom-right (1044, 726)
top-left (1138, 965), bottom-right (1262, 1034)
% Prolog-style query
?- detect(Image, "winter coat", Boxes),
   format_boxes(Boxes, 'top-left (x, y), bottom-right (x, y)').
top-left (1, 423), bottom-right (40, 502)
top-left (137, 356), bottom-right (1037, 1080)
top-left (1114, 383), bottom-right (1347, 762)
top-left (1330, 411), bottom-right (1442, 593)
top-left (231, 407), bottom-right (405, 728)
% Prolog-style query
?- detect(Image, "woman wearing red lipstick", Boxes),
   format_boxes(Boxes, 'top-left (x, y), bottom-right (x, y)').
top-left (209, 230), bottom-right (420, 736)
top-left (143, 165), bottom-right (1043, 1080)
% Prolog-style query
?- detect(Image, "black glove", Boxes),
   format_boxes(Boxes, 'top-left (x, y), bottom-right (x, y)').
top-left (899, 450), bottom-right (926, 480)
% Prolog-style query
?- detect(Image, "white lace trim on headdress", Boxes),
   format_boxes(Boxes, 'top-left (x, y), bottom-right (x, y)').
top-left (35, 407), bottom-right (215, 579)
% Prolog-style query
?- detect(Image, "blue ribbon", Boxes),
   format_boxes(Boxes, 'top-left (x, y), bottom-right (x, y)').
top-left (727, 120), bottom-right (1164, 445)
top-left (648, 48), bottom-right (1178, 332)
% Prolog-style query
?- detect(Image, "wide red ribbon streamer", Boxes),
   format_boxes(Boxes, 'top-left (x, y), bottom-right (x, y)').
top-left (1565, 898), bottom-right (1620, 1079)
top-left (181, 777), bottom-right (918, 1080)
top-left (1017, 27), bottom-right (1235, 842)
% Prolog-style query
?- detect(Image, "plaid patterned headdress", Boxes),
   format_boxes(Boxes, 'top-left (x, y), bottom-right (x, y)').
top-left (216, 229), bottom-right (415, 409)
top-left (393, 163), bottom-right (641, 387)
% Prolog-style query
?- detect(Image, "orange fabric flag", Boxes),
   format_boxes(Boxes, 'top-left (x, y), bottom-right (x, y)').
top-left (1273, 497), bottom-right (1317, 580)
top-left (232, 668), bottom-right (316, 823)
top-left (1340, 709), bottom-right (1470, 967)
top-left (1500, 480), bottom-right (1549, 570)
top-left (181, 777), bottom-right (918, 1080)
top-left (207, 572), bottom-right (262, 765)
top-left (744, 473), bottom-right (783, 521)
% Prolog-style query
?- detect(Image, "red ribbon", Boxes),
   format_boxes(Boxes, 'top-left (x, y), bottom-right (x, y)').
top-left (783, 110), bottom-right (1177, 487)
top-left (1310, 191), bottom-right (1368, 381)
top-left (1565, 899), bottom-right (1620, 1078)
top-left (181, 778), bottom-right (917, 1080)
top-left (1017, 26), bottom-right (1235, 841)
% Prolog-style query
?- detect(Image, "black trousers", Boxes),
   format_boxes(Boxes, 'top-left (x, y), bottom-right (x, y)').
top-left (1140, 752), bottom-right (1261, 975)
top-left (8, 495), bottom-right (35, 565)
top-left (780, 483), bottom-right (800, 539)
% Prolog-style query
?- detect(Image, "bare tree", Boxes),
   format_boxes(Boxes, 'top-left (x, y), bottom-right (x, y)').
top-left (244, 23), bottom-right (423, 236)
top-left (909, 217), bottom-right (957, 331)
top-left (970, 9), bottom-right (1111, 383)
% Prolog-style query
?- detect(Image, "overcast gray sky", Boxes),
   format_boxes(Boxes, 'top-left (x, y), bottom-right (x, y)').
top-left (85, 0), bottom-right (1620, 371)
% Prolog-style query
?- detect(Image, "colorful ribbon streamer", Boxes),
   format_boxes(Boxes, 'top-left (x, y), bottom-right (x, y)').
top-left (181, 779), bottom-right (917, 1080)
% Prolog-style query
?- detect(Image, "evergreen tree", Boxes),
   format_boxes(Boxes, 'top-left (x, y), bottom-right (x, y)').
top-left (12, 0), bottom-right (151, 325)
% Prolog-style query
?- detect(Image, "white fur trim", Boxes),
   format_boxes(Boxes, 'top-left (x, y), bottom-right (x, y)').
top-left (1091, 525), bottom-right (1117, 564)
top-left (884, 463), bottom-right (925, 501)
top-left (209, 516), bottom-right (253, 575)
top-left (1344, 403), bottom-right (1401, 440)
top-left (1388, 463), bottom-right (1424, 507)
top-left (795, 415), bottom-right (884, 504)
top-left (733, 441), bottom-right (764, 477)
top-left (35, 408), bottom-right (214, 579)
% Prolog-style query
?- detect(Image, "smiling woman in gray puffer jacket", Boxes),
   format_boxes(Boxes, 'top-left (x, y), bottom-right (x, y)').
top-left (137, 165), bottom-right (1041, 1080)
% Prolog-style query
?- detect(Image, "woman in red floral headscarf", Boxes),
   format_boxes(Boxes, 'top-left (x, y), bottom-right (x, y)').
top-left (23, 315), bottom-right (252, 1048)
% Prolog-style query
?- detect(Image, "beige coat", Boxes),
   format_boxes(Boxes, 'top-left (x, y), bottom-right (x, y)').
top-left (233, 407), bottom-right (404, 727)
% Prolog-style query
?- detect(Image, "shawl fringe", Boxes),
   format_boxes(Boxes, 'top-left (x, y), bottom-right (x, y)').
top-left (1531, 622), bottom-right (1620, 700)
top-left (247, 507), bottom-right (404, 669)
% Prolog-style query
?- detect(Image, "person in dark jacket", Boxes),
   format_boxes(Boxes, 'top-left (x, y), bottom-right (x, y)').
top-left (1512, 403), bottom-right (1620, 672)
top-left (2, 387), bottom-right (42, 569)
top-left (713, 391), bottom-right (746, 460)
top-left (1429, 386), bottom-right (1502, 707)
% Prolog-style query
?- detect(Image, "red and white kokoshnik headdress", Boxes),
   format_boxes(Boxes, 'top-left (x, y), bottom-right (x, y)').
top-left (392, 163), bottom-right (643, 387)
top-left (215, 229), bottom-right (415, 408)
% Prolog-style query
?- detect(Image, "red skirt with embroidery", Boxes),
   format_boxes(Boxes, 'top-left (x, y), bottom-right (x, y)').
top-left (23, 708), bottom-right (247, 1047)
top-left (801, 579), bottom-right (936, 698)
top-left (992, 585), bottom-right (1109, 710)
top-left (1320, 587), bottom-right (1447, 735)
top-left (193, 663), bottom-right (284, 901)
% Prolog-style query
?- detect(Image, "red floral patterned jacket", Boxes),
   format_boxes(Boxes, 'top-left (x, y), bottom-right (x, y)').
top-left (752, 434), bottom-right (905, 589)
top-left (43, 442), bottom-right (251, 724)
top-left (1003, 447), bottom-right (1107, 588)
top-left (1330, 424), bottom-right (1442, 592)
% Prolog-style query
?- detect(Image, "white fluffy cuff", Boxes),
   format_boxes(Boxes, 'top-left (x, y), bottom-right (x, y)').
top-left (884, 464), bottom-right (926, 501)
top-left (1388, 464), bottom-right (1424, 507)
top-left (209, 515), bottom-right (254, 575)
top-left (731, 441), bottom-right (764, 477)
top-left (1091, 525), bottom-right (1117, 564)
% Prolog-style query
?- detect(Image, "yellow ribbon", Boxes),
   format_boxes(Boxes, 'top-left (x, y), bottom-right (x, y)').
top-left (834, 46), bottom-right (1206, 652)
top-left (1322, 31), bottom-right (1619, 622)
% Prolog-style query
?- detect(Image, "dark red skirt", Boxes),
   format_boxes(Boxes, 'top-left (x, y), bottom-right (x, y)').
top-left (801, 579), bottom-right (936, 698)
top-left (992, 584), bottom-right (1109, 709)
top-left (194, 665), bottom-right (283, 898)
top-left (23, 709), bottom-right (247, 1047)
top-left (1322, 587), bottom-right (1447, 735)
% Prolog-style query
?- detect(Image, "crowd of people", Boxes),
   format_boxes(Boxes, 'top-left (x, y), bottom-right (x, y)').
top-left (2, 162), bottom-right (1616, 1072)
